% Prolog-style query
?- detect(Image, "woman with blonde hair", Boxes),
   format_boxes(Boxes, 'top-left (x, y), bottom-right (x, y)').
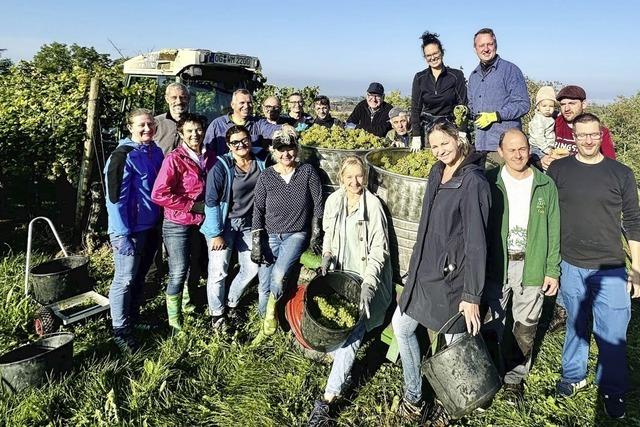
top-left (307, 156), bottom-right (393, 426)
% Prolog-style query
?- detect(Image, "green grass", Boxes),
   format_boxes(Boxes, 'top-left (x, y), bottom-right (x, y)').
top-left (0, 246), bottom-right (638, 426)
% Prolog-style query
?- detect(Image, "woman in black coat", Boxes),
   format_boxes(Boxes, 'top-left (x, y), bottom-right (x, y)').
top-left (392, 120), bottom-right (491, 423)
top-left (410, 32), bottom-right (468, 150)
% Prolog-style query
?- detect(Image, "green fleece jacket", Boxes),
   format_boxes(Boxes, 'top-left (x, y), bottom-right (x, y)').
top-left (486, 166), bottom-right (561, 286)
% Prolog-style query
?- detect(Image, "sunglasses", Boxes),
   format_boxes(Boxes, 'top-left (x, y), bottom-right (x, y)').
top-left (228, 138), bottom-right (251, 148)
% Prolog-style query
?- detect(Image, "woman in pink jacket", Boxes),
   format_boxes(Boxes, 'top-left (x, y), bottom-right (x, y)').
top-left (151, 113), bottom-right (216, 330)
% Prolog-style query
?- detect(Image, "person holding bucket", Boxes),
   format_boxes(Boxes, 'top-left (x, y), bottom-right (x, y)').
top-left (392, 120), bottom-right (491, 425)
top-left (104, 108), bottom-right (164, 352)
top-left (151, 113), bottom-right (215, 332)
top-left (306, 156), bottom-right (393, 426)
top-left (251, 125), bottom-right (324, 338)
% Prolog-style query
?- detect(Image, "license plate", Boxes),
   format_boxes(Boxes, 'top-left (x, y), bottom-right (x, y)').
top-left (212, 53), bottom-right (257, 68)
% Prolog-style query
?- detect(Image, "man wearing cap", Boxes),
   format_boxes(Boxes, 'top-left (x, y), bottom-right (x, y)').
top-left (547, 112), bottom-right (639, 419)
top-left (346, 82), bottom-right (394, 137)
top-left (155, 83), bottom-right (191, 155)
top-left (385, 107), bottom-right (412, 147)
top-left (204, 89), bottom-right (281, 155)
top-left (312, 95), bottom-right (343, 128)
top-left (540, 85), bottom-right (616, 171)
top-left (468, 28), bottom-right (530, 165)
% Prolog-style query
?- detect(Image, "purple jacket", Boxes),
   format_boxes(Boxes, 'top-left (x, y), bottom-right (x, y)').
top-left (151, 145), bottom-right (216, 226)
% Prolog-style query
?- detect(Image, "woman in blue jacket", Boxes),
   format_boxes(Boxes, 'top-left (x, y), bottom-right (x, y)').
top-left (104, 108), bottom-right (164, 352)
top-left (201, 125), bottom-right (269, 330)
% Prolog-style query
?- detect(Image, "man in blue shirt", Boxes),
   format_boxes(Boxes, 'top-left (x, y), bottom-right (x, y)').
top-left (468, 28), bottom-right (530, 166)
top-left (203, 89), bottom-right (280, 155)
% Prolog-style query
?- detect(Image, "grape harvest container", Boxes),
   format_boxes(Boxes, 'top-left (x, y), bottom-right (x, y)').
top-left (365, 148), bottom-right (428, 281)
top-left (299, 145), bottom-right (373, 195)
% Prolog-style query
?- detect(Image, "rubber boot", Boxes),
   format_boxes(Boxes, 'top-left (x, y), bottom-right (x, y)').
top-left (182, 283), bottom-right (196, 314)
top-left (166, 293), bottom-right (183, 331)
top-left (263, 295), bottom-right (278, 336)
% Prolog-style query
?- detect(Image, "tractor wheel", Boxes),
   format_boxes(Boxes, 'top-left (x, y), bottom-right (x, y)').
top-left (34, 306), bottom-right (61, 336)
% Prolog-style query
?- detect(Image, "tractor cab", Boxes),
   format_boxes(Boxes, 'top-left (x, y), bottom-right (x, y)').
top-left (120, 48), bottom-right (265, 135)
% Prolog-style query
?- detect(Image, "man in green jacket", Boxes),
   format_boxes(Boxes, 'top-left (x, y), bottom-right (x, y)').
top-left (483, 128), bottom-right (561, 403)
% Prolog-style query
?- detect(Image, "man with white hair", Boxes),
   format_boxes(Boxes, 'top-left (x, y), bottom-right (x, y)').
top-left (155, 82), bottom-right (190, 154)
top-left (385, 107), bottom-right (412, 147)
top-left (204, 89), bottom-right (280, 154)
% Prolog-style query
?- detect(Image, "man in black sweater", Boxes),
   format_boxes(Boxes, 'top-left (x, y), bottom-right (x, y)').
top-left (346, 82), bottom-right (393, 137)
top-left (547, 113), bottom-right (640, 420)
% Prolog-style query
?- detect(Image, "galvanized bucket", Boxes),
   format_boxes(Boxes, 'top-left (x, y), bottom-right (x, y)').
top-left (299, 144), bottom-right (372, 195)
top-left (365, 148), bottom-right (428, 281)
top-left (0, 332), bottom-right (74, 393)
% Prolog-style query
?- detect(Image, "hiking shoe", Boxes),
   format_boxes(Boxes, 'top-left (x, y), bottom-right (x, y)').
top-left (603, 394), bottom-right (625, 419)
top-left (397, 398), bottom-right (423, 421)
top-left (548, 305), bottom-right (567, 333)
top-left (211, 314), bottom-right (226, 331)
top-left (556, 378), bottom-right (588, 398)
top-left (226, 308), bottom-right (245, 332)
top-left (113, 333), bottom-right (138, 353)
top-left (307, 399), bottom-right (333, 427)
top-left (420, 400), bottom-right (451, 427)
top-left (502, 382), bottom-right (524, 406)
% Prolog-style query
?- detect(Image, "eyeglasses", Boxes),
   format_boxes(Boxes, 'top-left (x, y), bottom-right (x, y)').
top-left (229, 138), bottom-right (251, 148)
top-left (288, 100), bottom-right (303, 105)
top-left (367, 94), bottom-right (382, 99)
top-left (424, 53), bottom-right (442, 61)
top-left (575, 132), bottom-right (602, 141)
top-left (263, 105), bottom-right (280, 110)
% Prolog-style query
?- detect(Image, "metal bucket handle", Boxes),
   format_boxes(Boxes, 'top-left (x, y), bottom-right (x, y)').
top-left (23, 217), bottom-right (69, 298)
top-left (430, 312), bottom-right (464, 355)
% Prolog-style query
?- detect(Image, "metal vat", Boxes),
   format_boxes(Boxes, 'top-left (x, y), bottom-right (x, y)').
top-left (365, 148), bottom-right (428, 281)
top-left (299, 145), bottom-right (372, 195)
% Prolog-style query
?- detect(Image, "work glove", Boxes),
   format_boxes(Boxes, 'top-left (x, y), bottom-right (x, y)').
top-left (359, 281), bottom-right (376, 319)
top-left (321, 254), bottom-right (333, 276)
top-left (453, 105), bottom-right (469, 128)
top-left (114, 236), bottom-right (135, 256)
top-left (191, 201), bottom-right (205, 214)
top-left (308, 217), bottom-right (323, 255)
top-left (345, 122), bottom-right (357, 130)
top-left (250, 230), bottom-right (266, 265)
top-left (410, 136), bottom-right (422, 152)
top-left (474, 111), bottom-right (499, 129)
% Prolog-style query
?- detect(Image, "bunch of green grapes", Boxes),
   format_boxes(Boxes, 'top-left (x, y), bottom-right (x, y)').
top-left (313, 294), bottom-right (358, 329)
top-left (300, 125), bottom-right (384, 150)
top-left (380, 150), bottom-right (438, 178)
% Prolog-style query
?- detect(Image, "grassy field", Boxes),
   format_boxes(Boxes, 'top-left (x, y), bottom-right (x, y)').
top-left (0, 242), bottom-right (638, 427)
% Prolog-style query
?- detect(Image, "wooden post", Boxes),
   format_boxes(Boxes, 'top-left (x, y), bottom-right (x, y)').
top-left (74, 76), bottom-right (100, 243)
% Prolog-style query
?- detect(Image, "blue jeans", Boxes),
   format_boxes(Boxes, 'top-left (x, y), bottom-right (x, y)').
top-left (560, 260), bottom-right (630, 396)
top-left (206, 217), bottom-right (259, 316)
top-left (163, 221), bottom-right (204, 296)
top-left (257, 231), bottom-right (308, 315)
top-left (109, 229), bottom-right (158, 333)
top-left (392, 307), bottom-right (465, 403)
top-left (325, 321), bottom-right (366, 397)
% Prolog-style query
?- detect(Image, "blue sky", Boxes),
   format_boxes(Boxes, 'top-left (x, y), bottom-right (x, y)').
top-left (3, 0), bottom-right (639, 103)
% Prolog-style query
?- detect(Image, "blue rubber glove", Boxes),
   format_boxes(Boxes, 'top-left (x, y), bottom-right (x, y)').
top-left (114, 236), bottom-right (135, 256)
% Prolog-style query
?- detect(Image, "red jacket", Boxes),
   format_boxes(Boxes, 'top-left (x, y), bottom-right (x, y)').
top-left (151, 145), bottom-right (216, 226)
top-left (554, 116), bottom-right (615, 159)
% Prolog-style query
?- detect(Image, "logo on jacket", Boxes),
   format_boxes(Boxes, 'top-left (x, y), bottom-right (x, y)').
top-left (536, 197), bottom-right (546, 214)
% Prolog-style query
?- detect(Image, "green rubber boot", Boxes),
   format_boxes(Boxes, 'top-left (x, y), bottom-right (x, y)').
top-left (182, 284), bottom-right (196, 314)
top-left (263, 295), bottom-right (278, 336)
top-left (166, 293), bottom-right (183, 331)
